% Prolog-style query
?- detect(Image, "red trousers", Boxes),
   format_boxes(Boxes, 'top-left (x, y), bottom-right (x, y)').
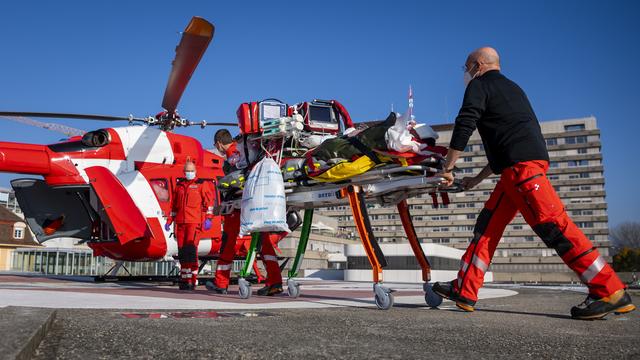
top-left (455, 160), bottom-right (624, 301)
top-left (175, 223), bottom-right (200, 285)
top-left (214, 210), bottom-right (285, 288)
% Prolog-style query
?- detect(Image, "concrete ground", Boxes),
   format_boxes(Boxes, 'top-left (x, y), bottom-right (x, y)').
top-left (1, 275), bottom-right (638, 359)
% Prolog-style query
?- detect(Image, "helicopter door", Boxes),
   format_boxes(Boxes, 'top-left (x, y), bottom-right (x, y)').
top-left (84, 166), bottom-right (150, 244)
top-left (11, 179), bottom-right (94, 243)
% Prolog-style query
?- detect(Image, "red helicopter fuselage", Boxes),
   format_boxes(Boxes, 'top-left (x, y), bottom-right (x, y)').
top-left (0, 126), bottom-right (244, 261)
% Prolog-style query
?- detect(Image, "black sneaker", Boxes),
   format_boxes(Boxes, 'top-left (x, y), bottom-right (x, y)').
top-left (432, 280), bottom-right (476, 312)
top-left (257, 283), bottom-right (283, 296)
top-left (179, 282), bottom-right (195, 291)
top-left (571, 289), bottom-right (636, 320)
top-left (205, 281), bottom-right (228, 294)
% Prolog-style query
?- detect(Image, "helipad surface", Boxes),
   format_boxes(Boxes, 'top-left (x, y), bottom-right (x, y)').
top-left (0, 274), bottom-right (516, 310)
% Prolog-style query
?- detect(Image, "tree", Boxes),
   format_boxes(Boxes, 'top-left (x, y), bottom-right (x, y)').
top-left (612, 247), bottom-right (640, 272)
top-left (610, 221), bottom-right (640, 249)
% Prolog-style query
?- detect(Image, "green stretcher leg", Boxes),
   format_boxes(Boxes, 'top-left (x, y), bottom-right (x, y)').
top-left (239, 232), bottom-right (260, 278)
top-left (288, 209), bottom-right (314, 279)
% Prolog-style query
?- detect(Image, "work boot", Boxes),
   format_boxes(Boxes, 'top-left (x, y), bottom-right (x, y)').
top-left (257, 283), bottom-right (283, 296)
top-left (432, 281), bottom-right (476, 312)
top-left (205, 280), bottom-right (228, 294)
top-left (571, 289), bottom-right (636, 320)
top-left (179, 282), bottom-right (195, 291)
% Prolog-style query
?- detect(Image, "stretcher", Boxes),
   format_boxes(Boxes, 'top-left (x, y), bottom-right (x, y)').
top-left (219, 107), bottom-right (462, 308)
top-left (220, 154), bottom-right (462, 308)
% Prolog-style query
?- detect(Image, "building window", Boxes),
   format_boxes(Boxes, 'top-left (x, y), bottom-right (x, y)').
top-left (577, 222), bottom-right (594, 228)
top-left (464, 156), bottom-right (473, 162)
top-left (466, 214), bottom-right (476, 220)
top-left (568, 160), bottom-right (588, 167)
top-left (463, 168), bottom-right (474, 174)
top-left (580, 173), bottom-right (590, 178)
top-left (14, 228), bottom-right (24, 239)
top-left (565, 136), bottom-right (587, 144)
top-left (549, 161), bottom-right (559, 168)
top-left (564, 124), bottom-right (585, 132)
top-left (464, 145), bottom-right (474, 152)
top-left (546, 138), bottom-right (558, 146)
top-left (577, 148), bottom-right (588, 154)
top-left (513, 225), bottom-right (523, 230)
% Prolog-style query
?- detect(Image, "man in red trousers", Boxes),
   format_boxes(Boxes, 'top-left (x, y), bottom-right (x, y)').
top-left (205, 129), bottom-right (286, 296)
top-left (433, 47), bottom-right (634, 320)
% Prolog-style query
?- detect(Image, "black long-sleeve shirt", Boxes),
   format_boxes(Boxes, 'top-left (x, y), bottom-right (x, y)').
top-left (449, 70), bottom-right (549, 174)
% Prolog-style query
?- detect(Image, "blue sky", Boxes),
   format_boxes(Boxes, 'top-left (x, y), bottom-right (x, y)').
top-left (0, 1), bottom-right (638, 225)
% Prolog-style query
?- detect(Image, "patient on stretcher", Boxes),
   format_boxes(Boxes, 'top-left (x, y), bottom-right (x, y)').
top-left (303, 112), bottom-right (447, 182)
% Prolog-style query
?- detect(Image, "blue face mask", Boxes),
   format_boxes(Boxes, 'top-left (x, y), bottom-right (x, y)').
top-left (185, 171), bottom-right (196, 180)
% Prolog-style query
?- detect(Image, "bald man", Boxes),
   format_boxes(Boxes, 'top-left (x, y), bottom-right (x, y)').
top-left (433, 47), bottom-right (634, 319)
top-left (165, 161), bottom-right (214, 290)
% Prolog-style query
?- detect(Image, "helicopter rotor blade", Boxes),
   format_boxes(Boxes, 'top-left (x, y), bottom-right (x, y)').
top-left (161, 17), bottom-right (214, 115)
top-left (0, 111), bottom-right (148, 123)
top-left (179, 120), bottom-right (237, 129)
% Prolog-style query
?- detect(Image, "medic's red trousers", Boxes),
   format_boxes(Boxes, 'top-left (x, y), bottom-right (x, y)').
top-left (214, 210), bottom-right (285, 288)
top-left (455, 160), bottom-right (624, 301)
top-left (175, 223), bottom-right (200, 285)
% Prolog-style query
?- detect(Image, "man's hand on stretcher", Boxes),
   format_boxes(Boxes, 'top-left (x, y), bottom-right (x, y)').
top-left (437, 148), bottom-right (493, 190)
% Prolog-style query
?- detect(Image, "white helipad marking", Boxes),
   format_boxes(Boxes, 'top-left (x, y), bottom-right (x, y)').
top-left (0, 284), bottom-right (517, 310)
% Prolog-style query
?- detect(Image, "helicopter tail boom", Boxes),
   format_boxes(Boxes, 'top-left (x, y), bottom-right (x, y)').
top-left (0, 141), bottom-right (52, 175)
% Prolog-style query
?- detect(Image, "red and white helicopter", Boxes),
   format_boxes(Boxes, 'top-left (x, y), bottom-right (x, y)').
top-left (0, 17), bottom-right (239, 264)
top-left (0, 16), bottom-right (460, 309)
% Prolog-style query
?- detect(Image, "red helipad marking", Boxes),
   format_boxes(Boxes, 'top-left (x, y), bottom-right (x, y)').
top-left (121, 311), bottom-right (273, 319)
top-left (0, 274), bottom-right (89, 284)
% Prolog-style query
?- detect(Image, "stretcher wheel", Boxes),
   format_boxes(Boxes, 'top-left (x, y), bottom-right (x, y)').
top-left (373, 283), bottom-right (394, 310)
top-left (374, 292), bottom-right (394, 310)
top-left (424, 283), bottom-right (443, 308)
top-left (238, 278), bottom-right (252, 299)
top-left (287, 279), bottom-right (300, 298)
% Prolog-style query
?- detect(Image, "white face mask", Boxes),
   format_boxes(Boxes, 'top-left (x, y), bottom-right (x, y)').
top-left (463, 71), bottom-right (473, 86)
top-left (185, 171), bottom-right (196, 180)
top-left (463, 64), bottom-right (479, 86)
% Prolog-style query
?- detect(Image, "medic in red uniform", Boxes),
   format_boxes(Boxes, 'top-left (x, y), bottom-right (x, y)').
top-left (433, 47), bottom-right (634, 320)
top-left (206, 129), bottom-right (286, 296)
top-left (165, 161), bottom-right (214, 290)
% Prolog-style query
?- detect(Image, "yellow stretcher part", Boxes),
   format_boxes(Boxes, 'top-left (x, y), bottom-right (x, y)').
top-left (309, 155), bottom-right (391, 183)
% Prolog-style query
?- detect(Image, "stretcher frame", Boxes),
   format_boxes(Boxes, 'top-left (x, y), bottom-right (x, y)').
top-left (221, 162), bottom-right (461, 308)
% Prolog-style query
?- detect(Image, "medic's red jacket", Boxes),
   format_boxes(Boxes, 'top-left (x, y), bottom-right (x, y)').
top-left (170, 179), bottom-right (215, 224)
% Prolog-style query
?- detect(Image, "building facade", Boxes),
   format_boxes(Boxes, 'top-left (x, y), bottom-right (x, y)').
top-left (0, 187), bottom-right (21, 216)
top-left (0, 205), bottom-right (40, 270)
top-left (318, 117), bottom-right (609, 282)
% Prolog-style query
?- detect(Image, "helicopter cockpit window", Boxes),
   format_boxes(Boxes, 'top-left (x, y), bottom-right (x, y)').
top-left (150, 179), bottom-right (170, 202)
top-left (81, 129), bottom-right (111, 147)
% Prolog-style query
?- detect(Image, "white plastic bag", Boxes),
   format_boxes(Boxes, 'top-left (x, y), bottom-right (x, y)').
top-left (240, 157), bottom-right (290, 235)
top-left (385, 111), bottom-right (423, 153)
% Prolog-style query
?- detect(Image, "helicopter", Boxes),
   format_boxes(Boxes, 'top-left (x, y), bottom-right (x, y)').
top-left (0, 17), bottom-right (256, 270)
top-left (1, 16), bottom-right (461, 309)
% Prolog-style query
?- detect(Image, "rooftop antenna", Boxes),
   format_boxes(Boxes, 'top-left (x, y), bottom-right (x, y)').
top-left (408, 85), bottom-right (415, 121)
